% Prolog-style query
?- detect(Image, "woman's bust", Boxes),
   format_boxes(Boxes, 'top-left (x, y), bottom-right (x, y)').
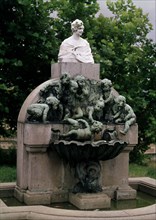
top-left (58, 19), bottom-right (94, 63)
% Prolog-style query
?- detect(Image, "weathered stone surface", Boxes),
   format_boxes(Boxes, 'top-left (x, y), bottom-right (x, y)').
top-left (114, 187), bottom-right (137, 200)
top-left (1, 178), bottom-right (156, 219)
top-left (0, 199), bottom-right (7, 207)
top-left (14, 186), bottom-right (25, 202)
top-left (69, 192), bottom-right (111, 210)
top-left (24, 191), bottom-right (51, 205)
top-left (15, 122), bottom-right (138, 203)
top-left (51, 63), bottom-right (100, 80)
top-left (51, 190), bottom-right (69, 203)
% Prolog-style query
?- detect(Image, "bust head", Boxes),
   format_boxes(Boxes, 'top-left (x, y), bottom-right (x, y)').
top-left (71, 19), bottom-right (84, 33)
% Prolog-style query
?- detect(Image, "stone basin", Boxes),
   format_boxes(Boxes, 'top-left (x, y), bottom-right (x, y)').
top-left (0, 178), bottom-right (156, 220)
top-left (51, 140), bottom-right (127, 166)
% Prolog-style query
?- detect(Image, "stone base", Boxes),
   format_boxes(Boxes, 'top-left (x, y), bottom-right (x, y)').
top-left (14, 187), bottom-right (51, 205)
top-left (102, 186), bottom-right (117, 199)
top-left (14, 186), bottom-right (25, 203)
top-left (115, 187), bottom-right (137, 200)
top-left (24, 190), bottom-right (51, 205)
top-left (14, 187), bottom-right (69, 205)
top-left (69, 192), bottom-right (111, 210)
top-left (51, 190), bottom-right (69, 203)
top-left (51, 63), bottom-right (100, 80)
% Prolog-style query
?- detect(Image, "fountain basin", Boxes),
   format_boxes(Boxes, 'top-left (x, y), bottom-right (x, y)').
top-left (51, 140), bottom-right (127, 166)
top-left (0, 177), bottom-right (155, 220)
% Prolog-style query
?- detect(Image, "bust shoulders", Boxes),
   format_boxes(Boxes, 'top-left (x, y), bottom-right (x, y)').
top-left (62, 36), bottom-right (88, 47)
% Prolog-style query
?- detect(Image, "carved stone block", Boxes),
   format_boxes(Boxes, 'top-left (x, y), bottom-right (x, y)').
top-left (69, 192), bottom-right (111, 210)
top-left (51, 63), bottom-right (100, 80)
top-left (114, 187), bottom-right (137, 200)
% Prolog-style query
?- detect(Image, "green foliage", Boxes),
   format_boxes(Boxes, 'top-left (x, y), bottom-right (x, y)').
top-left (0, 0), bottom-right (58, 135)
top-left (92, 0), bottom-right (156, 163)
top-left (147, 166), bottom-right (156, 179)
top-left (0, 166), bottom-right (16, 182)
top-left (129, 144), bottom-right (149, 165)
top-left (53, 0), bottom-right (99, 44)
top-left (0, 148), bottom-right (16, 166)
top-left (0, 0), bottom-right (156, 164)
top-left (0, 0), bottom-right (99, 136)
top-left (129, 162), bottom-right (156, 179)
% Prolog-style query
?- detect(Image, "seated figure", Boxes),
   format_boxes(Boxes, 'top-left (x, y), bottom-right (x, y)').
top-left (27, 96), bottom-right (62, 122)
top-left (87, 97), bottom-right (105, 123)
top-left (58, 19), bottom-right (94, 63)
top-left (112, 95), bottom-right (136, 134)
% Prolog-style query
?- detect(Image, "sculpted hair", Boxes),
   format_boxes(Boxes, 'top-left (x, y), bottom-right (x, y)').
top-left (71, 19), bottom-right (84, 32)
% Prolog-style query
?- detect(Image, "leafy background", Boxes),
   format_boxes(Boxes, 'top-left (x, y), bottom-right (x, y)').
top-left (0, 0), bottom-right (155, 163)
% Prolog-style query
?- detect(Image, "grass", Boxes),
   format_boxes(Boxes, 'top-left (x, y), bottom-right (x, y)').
top-left (129, 161), bottom-right (156, 179)
top-left (0, 166), bottom-right (16, 183)
top-left (0, 161), bottom-right (155, 183)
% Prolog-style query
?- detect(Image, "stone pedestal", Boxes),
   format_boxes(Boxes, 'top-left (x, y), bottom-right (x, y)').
top-left (114, 187), bottom-right (137, 200)
top-left (15, 123), bottom-right (75, 205)
top-left (51, 63), bottom-right (100, 80)
top-left (23, 190), bottom-right (51, 205)
top-left (69, 193), bottom-right (111, 210)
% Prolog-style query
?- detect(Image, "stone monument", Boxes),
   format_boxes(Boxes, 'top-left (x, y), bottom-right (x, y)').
top-left (14, 19), bottom-right (138, 210)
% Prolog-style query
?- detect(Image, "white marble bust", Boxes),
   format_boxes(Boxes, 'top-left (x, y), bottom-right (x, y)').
top-left (58, 19), bottom-right (94, 63)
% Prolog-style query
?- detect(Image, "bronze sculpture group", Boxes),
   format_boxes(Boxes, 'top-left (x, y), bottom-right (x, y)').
top-left (27, 72), bottom-right (136, 138)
